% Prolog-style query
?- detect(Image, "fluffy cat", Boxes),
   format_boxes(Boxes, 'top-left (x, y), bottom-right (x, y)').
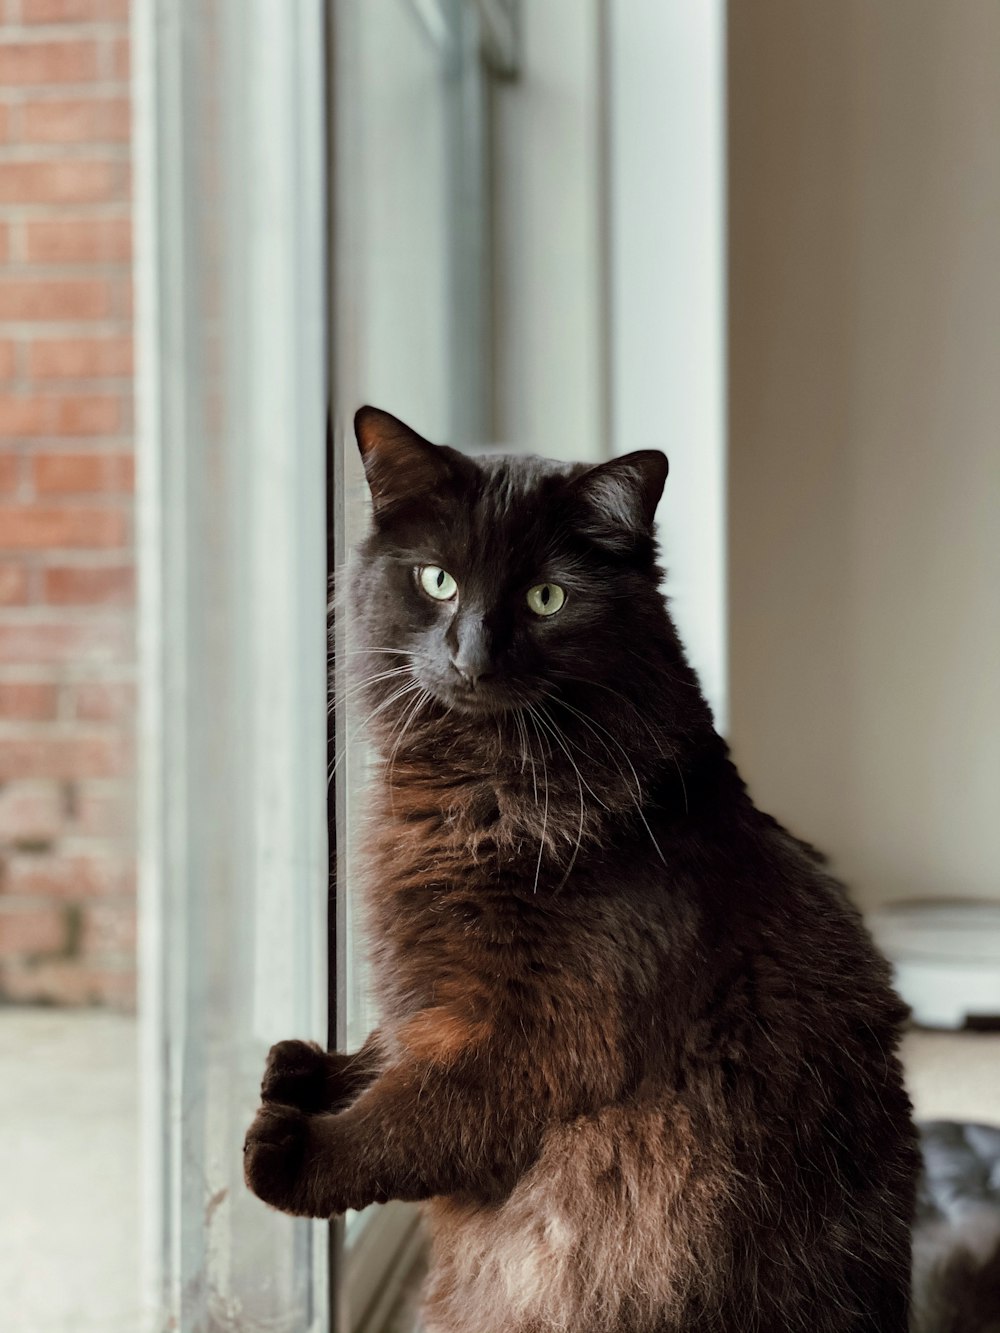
top-left (244, 406), bottom-right (919, 1332)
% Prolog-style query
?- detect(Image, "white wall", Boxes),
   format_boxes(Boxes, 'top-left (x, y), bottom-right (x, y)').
top-left (605, 0), bottom-right (727, 723)
top-left (728, 1), bottom-right (1000, 910)
top-left (492, 0), bottom-right (604, 463)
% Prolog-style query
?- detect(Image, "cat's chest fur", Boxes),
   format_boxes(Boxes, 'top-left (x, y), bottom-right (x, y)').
top-left (361, 795), bottom-right (678, 1105)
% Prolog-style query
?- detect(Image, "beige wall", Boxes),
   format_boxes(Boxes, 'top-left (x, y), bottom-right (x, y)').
top-left (728, 1), bottom-right (1000, 910)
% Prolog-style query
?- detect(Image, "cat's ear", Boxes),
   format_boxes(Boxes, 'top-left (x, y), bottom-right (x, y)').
top-left (354, 406), bottom-right (456, 520)
top-left (570, 450), bottom-right (668, 549)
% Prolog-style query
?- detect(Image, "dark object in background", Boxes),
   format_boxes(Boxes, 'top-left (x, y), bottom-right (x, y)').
top-left (913, 1121), bottom-right (1000, 1333)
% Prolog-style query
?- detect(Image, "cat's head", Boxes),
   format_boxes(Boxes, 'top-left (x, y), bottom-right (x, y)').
top-left (350, 406), bottom-right (670, 720)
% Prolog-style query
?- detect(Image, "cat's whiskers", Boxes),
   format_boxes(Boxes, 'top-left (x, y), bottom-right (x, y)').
top-left (620, 644), bottom-right (703, 693)
top-left (553, 697), bottom-right (668, 866)
top-left (337, 665), bottom-right (414, 702)
top-left (531, 701), bottom-right (609, 813)
top-left (327, 646), bottom-right (411, 670)
top-left (327, 665), bottom-right (416, 720)
top-left (511, 708), bottom-right (538, 802)
top-left (385, 687), bottom-right (432, 810)
top-left (554, 697), bottom-right (646, 802)
top-left (532, 703), bottom-right (588, 893)
top-left (524, 708), bottom-right (550, 895)
top-left (327, 645), bottom-right (412, 665)
top-left (553, 673), bottom-right (672, 759)
top-left (510, 709), bottom-right (523, 774)
top-left (516, 710), bottom-right (534, 787)
top-left (575, 677), bottom-right (691, 816)
top-left (327, 677), bottom-right (421, 788)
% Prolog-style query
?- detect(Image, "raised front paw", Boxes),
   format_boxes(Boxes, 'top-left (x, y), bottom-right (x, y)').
top-left (261, 1039), bottom-right (340, 1113)
top-left (243, 1103), bottom-right (314, 1215)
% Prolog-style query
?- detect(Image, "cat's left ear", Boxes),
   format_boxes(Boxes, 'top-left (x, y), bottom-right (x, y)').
top-left (570, 450), bottom-right (668, 548)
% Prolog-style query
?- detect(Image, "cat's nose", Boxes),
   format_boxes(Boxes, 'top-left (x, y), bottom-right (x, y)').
top-left (449, 618), bottom-right (494, 688)
top-left (450, 656), bottom-right (494, 689)
top-left (448, 621), bottom-right (496, 693)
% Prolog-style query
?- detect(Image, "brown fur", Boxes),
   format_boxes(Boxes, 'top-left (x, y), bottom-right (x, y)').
top-left (245, 409), bottom-right (919, 1331)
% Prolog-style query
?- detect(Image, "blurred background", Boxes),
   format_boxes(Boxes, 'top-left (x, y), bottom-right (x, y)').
top-left (0, 2), bottom-right (996, 1330)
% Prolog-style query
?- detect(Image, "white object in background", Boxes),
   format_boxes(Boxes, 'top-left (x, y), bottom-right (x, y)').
top-left (868, 901), bottom-right (1000, 1030)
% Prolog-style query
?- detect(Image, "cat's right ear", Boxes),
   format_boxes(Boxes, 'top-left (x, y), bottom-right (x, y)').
top-left (569, 450), bottom-right (668, 552)
top-left (354, 407), bottom-right (455, 521)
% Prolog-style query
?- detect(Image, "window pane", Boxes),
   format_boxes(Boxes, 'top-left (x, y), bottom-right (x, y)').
top-left (328, 0), bottom-right (506, 1318)
top-left (332, 0), bottom-right (500, 1056)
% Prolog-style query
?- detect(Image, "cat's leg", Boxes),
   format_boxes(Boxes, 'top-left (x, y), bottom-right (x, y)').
top-left (244, 1054), bottom-right (540, 1217)
top-left (259, 1029), bottom-right (384, 1115)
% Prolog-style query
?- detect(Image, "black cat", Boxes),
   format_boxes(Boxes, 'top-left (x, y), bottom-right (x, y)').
top-left (246, 406), bottom-right (919, 1332)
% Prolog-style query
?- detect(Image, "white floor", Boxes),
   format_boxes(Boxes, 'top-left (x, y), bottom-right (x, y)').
top-left (1, 1010), bottom-right (139, 1333)
top-left (3, 1010), bottom-right (998, 1333)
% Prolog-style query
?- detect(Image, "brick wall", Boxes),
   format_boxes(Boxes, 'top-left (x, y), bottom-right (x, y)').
top-left (0, 0), bottom-right (135, 1008)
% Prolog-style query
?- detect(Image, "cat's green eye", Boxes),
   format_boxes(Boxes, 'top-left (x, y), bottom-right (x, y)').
top-left (418, 565), bottom-right (458, 601)
top-left (526, 583), bottom-right (566, 617)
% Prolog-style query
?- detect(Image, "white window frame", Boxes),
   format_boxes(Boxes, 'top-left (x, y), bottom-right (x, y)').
top-left (134, 1), bottom-right (329, 1328)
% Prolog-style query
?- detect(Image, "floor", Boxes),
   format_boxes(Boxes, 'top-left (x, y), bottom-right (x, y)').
top-left (3, 1010), bottom-right (998, 1333)
top-left (1, 1009), bottom-right (140, 1333)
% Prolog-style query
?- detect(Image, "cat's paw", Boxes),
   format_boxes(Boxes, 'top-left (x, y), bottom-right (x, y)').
top-left (261, 1039), bottom-right (338, 1113)
top-left (243, 1103), bottom-right (312, 1214)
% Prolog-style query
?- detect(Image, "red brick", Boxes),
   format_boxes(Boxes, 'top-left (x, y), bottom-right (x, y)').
top-left (25, 218), bottom-right (131, 264)
top-left (0, 682), bottom-right (58, 720)
top-left (0, 397), bottom-right (49, 436)
top-left (0, 619), bottom-right (131, 663)
top-left (110, 35), bottom-right (129, 81)
top-left (0, 901), bottom-right (68, 957)
top-left (21, 97), bottom-right (130, 145)
top-left (33, 451), bottom-right (132, 493)
top-left (0, 782), bottom-right (64, 842)
top-left (118, 271), bottom-right (132, 318)
top-left (80, 897), bottom-right (134, 954)
top-left (0, 735), bottom-right (128, 780)
top-left (72, 679), bottom-right (133, 721)
top-left (0, 453), bottom-right (19, 492)
top-left (55, 395), bottom-right (121, 435)
top-left (0, 0), bottom-right (137, 1016)
top-left (0, 958), bottom-right (135, 1009)
top-left (0, 395), bottom-right (122, 438)
top-left (0, 278), bottom-right (112, 321)
top-left (29, 335), bottom-right (132, 380)
top-left (0, 504), bottom-right (127, 550)
top-left (43, 562), bottom-right (133, 604)
top-left (1, 852), bottom-right (131, 898)
top-left (0, 42), bottom-right (99, 86)
top-left (69, 783), bottom-right (131, 837)
top-left (0, 160), bottom-right (118, 206)
top-left (24, 0), bottom-right (130, 25)
top-left (0, 561), bottom-right (29, 604)
top-left (59, 395), bottom-right (121, 436)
